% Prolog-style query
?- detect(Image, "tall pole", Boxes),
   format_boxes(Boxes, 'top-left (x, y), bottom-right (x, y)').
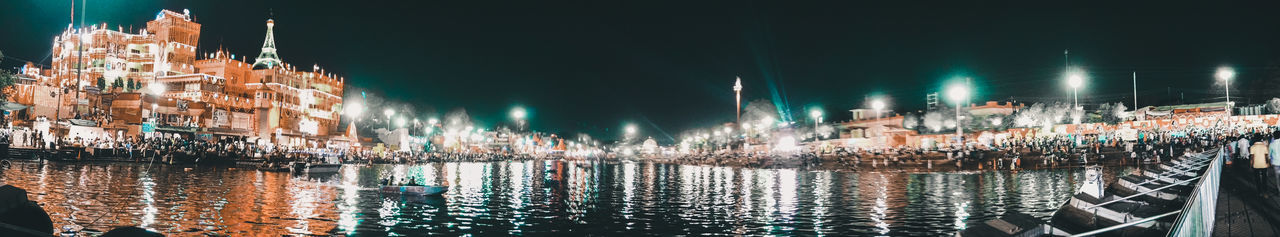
top-left (1073, 88), bottom-right (1078, 108)
top-left (955, 100), bottom-right (962, 139)
top-left (75, 0), bottom-right (86, 118)
top-left (1132, 72), bottom-right (1138, 108)
top-left (1225, 78), bottom-right (1231, 115)
top-left (734, 77), bottom-right (742, 124)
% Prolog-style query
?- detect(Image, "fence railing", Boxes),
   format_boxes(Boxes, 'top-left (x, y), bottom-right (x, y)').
top-left (1167, 148), bottom-right (1224, 236)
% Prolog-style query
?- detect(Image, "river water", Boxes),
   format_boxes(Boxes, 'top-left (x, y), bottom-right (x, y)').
top-left (0, 160), bottom-right (1130, 236)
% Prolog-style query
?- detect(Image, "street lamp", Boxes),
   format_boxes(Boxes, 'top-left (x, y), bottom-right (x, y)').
top-left (870, 99), bottom-right (886, 119)
top-left (947, 83), bottom-right (969, 139)
top-left (511, 106), bottom-right (527, 131)
top-left (809, 109), bottom-right (823, 138)
top-left (624, 124), bottom-right (638, 143)
top-left (384, 109), bottom-right (395, 128)
top-left (1217, 67), bottom-right (1235, 115)
top-left (1067, 71), bottom-right (1084, 109)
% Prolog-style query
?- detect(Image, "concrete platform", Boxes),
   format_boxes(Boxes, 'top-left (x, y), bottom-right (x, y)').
top-left (1212, 163), bottom-right (1280, 237)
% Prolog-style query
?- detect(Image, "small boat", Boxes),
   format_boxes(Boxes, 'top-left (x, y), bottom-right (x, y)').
top-left (381, 185), bottom-right (449, 196)
top-left (290, 162), bottom-right (342, 173)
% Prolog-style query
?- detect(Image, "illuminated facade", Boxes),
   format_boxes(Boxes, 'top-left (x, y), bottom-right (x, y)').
top-left (23, 9), bottom-right (345, 148)
top-left (49, 9), bottom-right (199, 90)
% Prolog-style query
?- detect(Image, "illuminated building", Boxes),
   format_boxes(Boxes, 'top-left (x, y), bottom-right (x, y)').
top-left (49, 9), bottom-right (198, 89)
top-left (18, 9), bottom-right (345, 148)
top-left (241, 18), bottom-right (345, 146)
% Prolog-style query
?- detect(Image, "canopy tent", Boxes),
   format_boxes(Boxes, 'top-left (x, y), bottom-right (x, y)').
top-left (0, 101), bottom-right (28, 111)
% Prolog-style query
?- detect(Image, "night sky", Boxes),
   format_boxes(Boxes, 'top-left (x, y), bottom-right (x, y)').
top-left (4, 1), bottom-right (1280, 142)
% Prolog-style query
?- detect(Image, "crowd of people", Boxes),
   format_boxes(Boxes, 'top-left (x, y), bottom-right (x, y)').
top-left (635, 126), bottom-right (1238, 171)
top-left (1224, 130), bottom-right (1280, 196)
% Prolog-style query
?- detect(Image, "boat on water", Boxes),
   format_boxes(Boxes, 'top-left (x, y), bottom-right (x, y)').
top-left (288, 151), bottom-right (344, 173)
top-left (380, 185), bottom-right (449, 196)
top-left (290, 162), bottom-right (342, 173)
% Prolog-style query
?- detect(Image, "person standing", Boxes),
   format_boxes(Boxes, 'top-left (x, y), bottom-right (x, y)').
top-left (1271, 132), bottom-right (1280, 194)
top-left (1240, 136), bottom-right (1251, 161)
top-left (1251, 141), bottom-right (1271, 195)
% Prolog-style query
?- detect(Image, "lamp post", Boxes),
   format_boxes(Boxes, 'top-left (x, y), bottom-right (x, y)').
top-left (870, 99), bottom-right (886, 119)
top-left (734, 77), bottom-right (742, 124)
top-left (384, 109), bottom-right (394, 128)
top-left (947, 83), bottom-right (969, 140)
top-left (809, 109), bottom-right (823, 139)
top-left (624, 124), bottom-right (637, 143)
top-left (1216, 67), bottom-right (1235, 116)
top-left (1068, 72), bottom-right (1084, 109)
top-left (511, 106), bottom-right (527, 132)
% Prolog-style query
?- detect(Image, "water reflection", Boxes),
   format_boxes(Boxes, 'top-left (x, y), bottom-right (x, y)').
top-left (0, 161), bottom-right (1129, 236)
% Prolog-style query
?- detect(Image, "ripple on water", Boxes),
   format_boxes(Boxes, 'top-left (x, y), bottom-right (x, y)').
top-left (0, 161), bottom-right (1130, 236)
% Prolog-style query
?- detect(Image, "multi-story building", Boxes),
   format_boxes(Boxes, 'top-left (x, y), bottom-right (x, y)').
top-left (240, 18), bottom-right (345, 147)
top-left (49, 9), bottom-right (198, 90)
top-left (21, 9), bottom-right (346, 148)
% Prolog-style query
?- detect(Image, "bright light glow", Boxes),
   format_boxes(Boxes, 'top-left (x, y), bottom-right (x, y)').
top-left (395, 117), bottom-right (406, 127)
top-left (1067, 73), bottom-right (1084, 89)
top-left (947, 83), bottom-right (969, 103)
top-left (1216, 67), bottom-right (1235, 81)
top-left (775, 136), bottom-right (798, 152)
top-left (511, 107), bottom-right (527, 119)
top-left (148, 83), bottom-right (166, 95)
top-left (428, 118), bottom-right (439, 125)
top-left (344, 102), bottom-right (363, 117)
top-left (722, 126), bottom-right (732, 134)
top-left (625, 124), bottom-right (637, 135)
top-left (383, 109), bottom-right (394, 118)
top-left (810, 109), bottom-right (823, 119)
top-left (871, 99), bottom-right (886, 111)
top-left (425, 127), bottom-right (434, 134)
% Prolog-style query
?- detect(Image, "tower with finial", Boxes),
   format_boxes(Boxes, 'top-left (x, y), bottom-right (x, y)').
top-left (252, 12), bottom-right (282, 69)
top-left (734, 77), bottom-right (743, 124)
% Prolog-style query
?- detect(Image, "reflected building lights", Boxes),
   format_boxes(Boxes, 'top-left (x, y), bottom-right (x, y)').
top-left (778, 169), bottom-right (797, 228)
top-left (337, 167), bottom-right (360, 234)
top-left (813, 171), bottom-right (831, 235)
top-left (139, 173), bottom-right (158, 230)
top-left (872, 173), bottom-right (890, 235)
top-left (622, 162), bottom-right (636, 218)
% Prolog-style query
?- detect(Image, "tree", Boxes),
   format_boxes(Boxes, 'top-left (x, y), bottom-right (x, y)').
top-left (0, 70), bottom-right (14, 101)
top-left (127, 78), bottom-right (135, 92)
top-left (0, 50), bottom-right (15, 101)
top-left (97, 77), bottom-right (106, 90)
top-left (1092, 102), bottom-right (1128, 124)
top-left (112, 78), bottom-right (124, 92)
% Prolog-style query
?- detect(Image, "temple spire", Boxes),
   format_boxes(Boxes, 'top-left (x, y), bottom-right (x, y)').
top-left (252, 18), bottom-right (282, 69)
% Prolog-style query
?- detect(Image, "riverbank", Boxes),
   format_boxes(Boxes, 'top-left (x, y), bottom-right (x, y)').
top-left (623, 146), bottom-right (1199, 173)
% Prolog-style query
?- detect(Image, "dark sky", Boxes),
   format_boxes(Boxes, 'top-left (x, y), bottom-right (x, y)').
top-left (4, 1), bottom-right (1280, 142)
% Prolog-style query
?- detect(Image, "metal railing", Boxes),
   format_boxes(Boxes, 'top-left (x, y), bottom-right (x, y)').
top-left (1081, 152), bottom-right (1214, 210)
top-left (1068, 210), bottom-right (1183, 237)
top-left (1132, 158), bottom-right (1213, 187)
top-left (1167, 148), bottom-right (1224, 236)
top-left (1082, 176), bottom-right (1200, 210)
